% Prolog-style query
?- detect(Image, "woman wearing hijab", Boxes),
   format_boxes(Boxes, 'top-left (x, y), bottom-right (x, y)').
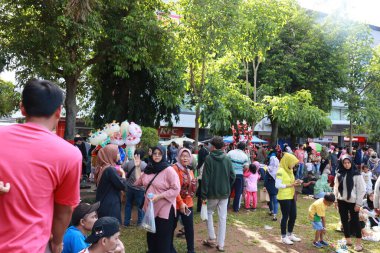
top-left (275, 152), bottom-right (302, 245)
top-left (313, 174), bottom-right (332, 199)
top-left (368, 151), bottom-right (380, 186)
top-left (95, 144), bottom-right (127, 223)
top-left (264, 152), bottom-right (280, 221)
top-left (135, 146), bottom-right (180, 253)
top-left (172, 148), bottom-right (197, 253)
top-left (334, 155), bottom-right (366, 252)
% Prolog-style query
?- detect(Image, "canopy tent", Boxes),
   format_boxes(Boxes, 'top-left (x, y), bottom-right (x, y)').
top-left (160, 137), bottom-right (195, 146)
top-left (223, 135), bottom-right (267, 144)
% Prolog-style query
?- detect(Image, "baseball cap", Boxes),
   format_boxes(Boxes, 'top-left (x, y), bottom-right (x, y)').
top-left (85, 217), bottom-right (120, 244)
top-left (71, 202), bottom-right (100, 226)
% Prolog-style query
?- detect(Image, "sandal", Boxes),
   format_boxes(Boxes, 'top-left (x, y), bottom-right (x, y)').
top-left (202, 239), bottom-right (216, 248)
top-left (354, 244), bottom-right (363, 252)
top-left (216, 245), bottom-right (225, 252)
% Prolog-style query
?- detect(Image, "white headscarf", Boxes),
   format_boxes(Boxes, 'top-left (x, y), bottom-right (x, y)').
top-left (268, 156), bottom-right (280, 179)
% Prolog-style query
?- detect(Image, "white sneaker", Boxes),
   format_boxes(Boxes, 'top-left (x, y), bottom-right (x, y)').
top-left (288, 234), bottom-right (301, 242)
top-left (282, 236), bottom-right (294, 245)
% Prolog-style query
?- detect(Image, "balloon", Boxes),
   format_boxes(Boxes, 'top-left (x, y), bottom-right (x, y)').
top-left (129, 122), bottom-right (142, 138)
top-left (120, 121), bottom-right (130, 140)
top-left (89, 131), bottom-right (108, 146)
top-left (104, 122), bottom-right (120, 136)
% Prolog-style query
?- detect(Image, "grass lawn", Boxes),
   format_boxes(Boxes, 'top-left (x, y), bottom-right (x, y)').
top-left (119, 185), bottom-right (380, 252)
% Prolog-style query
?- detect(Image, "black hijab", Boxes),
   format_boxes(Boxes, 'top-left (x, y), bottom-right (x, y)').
top-left (144, 146), bottom-right (170, 175)
top-left (337, 155), bottom-right (360, 200)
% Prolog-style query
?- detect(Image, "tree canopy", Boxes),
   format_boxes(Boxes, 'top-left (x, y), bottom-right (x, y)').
top-left (0, 79), bottom-right (19, 117)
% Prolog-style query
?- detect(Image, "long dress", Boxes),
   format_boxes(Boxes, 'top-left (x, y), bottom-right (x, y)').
top-left (96, 167), bottom-right (126, 223)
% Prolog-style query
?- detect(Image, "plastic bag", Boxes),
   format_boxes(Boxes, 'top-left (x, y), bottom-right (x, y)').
top-left (200, 203), bottom-right (208, 221)
top-left (141, 193), bottom-right (156, 233)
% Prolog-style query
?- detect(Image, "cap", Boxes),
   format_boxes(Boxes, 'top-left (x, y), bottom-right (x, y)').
top-left (71, 202), bottom-right (100, 226)
top-left (85, 217), bottom-right (120, 244)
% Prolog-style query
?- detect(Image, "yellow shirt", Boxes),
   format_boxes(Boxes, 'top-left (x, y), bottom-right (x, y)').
top-left (276, 167), bottom-right (295, 200)
top-left (308, 198), bottom-right (327, 222)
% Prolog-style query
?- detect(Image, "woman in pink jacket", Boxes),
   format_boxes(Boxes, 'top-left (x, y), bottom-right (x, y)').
top-left (244, 163), bottom-right (261, 210)
top-left (135, 146), bottom-right (180, 253)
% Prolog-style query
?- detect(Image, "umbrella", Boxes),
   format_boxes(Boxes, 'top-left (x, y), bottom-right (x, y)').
top-left (309, 142), bottom-right (322, 152)
top-left (160, 137), bottom-right (195, 147)
top-left (223, 135), bottom-right (267, 144)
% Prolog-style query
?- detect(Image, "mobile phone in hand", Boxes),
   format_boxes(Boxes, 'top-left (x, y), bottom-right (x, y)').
top-left (185, 207), bottom-right (191, 216)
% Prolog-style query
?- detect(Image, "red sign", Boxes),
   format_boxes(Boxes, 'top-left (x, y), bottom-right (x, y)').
top-left (158, 127), bottom-right (184, 138)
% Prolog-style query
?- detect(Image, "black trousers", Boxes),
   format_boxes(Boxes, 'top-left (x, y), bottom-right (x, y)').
top-left (278, 199), bottom-right (297, 236)
top-left (147, 206), bottom-right (176, 253)
top-left (338, 200), bottom-right (362, 239)
top-left (196, 179), bottom-right (202, 212)
top-left (172, 207), bottom-right (195, 253)
top-left (232, 175), bottom-right (244, 212)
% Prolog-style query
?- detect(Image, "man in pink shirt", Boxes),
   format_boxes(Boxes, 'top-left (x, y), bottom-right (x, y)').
top-left (294, 144), bottom-right (305, 179)
top-left (0, 79), bottom-right (82, 253)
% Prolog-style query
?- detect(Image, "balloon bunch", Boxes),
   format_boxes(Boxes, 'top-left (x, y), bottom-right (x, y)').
top-left (89, 120), bottom-right (143, 160)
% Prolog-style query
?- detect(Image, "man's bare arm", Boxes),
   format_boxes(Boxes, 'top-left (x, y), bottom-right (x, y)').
top-left (50, 203), bottom-right (73, 253)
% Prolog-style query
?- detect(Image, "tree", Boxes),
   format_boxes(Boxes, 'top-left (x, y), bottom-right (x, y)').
top-left (359, 45), bottom-right (380, 141)
top-left (333, 21), bottom-right (373, 152)
top-left (262, 90), bottom-right (331, 146)
top-left (175, 0), bottom-right (242, 146)
top-left (257, 9), bottom-right (347, 112)
top-left (199, 54), bottom-right (265, 134)
top-left (232, 0), bottom-right (294, 101)
top-left (0, 79), bottom-right (19, 117)
top-left (90, 1), bottom-right (185, 128)
top-left (0, 0), bottom-right (103, 139)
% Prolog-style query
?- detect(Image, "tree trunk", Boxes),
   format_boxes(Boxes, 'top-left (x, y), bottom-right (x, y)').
top-left (64, 76), bottom-right (79, 140)
top-left (349, 119), bottom-right (353, 155)
top-left (194, 104), bottom-right (200, 150)
top-left (290, 133), bottom-right (296, 148)
top-left (244, 60), bottom-right (249, 96)
top-left (252, 60), bottom-right (260, 102)
top-left (270, 117), bottom-right (279, 147)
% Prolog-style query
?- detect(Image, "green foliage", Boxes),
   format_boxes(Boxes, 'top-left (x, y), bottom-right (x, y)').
top-left (200, 54), bottom-right (265, 134)
top-left (0, 79), bottom-right (19, 117)
top-left (257, 9), bottom-right (346, 111)
top-left (91, 0), bottom-right (185, 128)
top-left (263, 90), bottom-right (331, 138)
top-left (139, 126), bottom-right (159, 154)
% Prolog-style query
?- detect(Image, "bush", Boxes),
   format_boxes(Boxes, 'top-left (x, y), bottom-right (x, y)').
top-left (139, 126), bottom-right (159, 155)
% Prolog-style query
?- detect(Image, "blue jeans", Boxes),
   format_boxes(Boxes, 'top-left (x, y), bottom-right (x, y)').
top-left (232, 175), bottom-right (244, 212)
top-left (269, 194), bottom-right (278, 215)
top-left (296, 163), bottom-right (304, 179)
top-left (124, 187), bottom-right (145, 226)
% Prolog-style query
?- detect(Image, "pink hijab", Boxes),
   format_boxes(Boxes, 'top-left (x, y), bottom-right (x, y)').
top-left (95, 144), bottom-right (119, 185)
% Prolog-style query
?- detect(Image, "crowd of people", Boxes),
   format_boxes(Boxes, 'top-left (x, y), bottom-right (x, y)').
top-left (2, 79), bottom-right (380, 253)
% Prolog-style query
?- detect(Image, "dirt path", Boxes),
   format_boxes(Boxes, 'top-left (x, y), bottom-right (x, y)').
top-left (192, 220), bottom-right (319, 253)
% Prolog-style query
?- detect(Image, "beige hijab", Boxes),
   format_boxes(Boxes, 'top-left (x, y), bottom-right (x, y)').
top-left (95, 144), bottom-right (119, 185)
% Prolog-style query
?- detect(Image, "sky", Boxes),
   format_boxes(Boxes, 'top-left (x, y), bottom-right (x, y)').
top-left (298, 0), bottom-right (380, 26)
top-left (1, 0), bottom-right (380, 84)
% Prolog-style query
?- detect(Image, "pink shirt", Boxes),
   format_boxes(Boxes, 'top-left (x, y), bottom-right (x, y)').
top-left (294, 149), bottom-right (305, 164)
top-left (0, 123), bottom-right (82, 253)
top-left (243, 171), bottom-right (260, 192)
top-left (135, 166), bottom-right (180, 219)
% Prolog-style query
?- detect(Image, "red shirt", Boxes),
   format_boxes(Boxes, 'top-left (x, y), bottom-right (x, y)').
top-left (0, 123), bottom-right (82, 252)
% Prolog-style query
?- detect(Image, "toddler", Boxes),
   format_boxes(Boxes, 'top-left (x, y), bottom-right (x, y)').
top-left (308, 193), bottom-right (335, 248)
top-left (362, 165), bottom-right (373, 194)
top-left (243, 164), bottom-right (260, 210)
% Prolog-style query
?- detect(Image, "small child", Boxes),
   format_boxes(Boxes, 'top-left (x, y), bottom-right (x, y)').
top-left (362, 165), bottom-right (373, 194)
top-left (308, 193), bottom-right (336, 248)
top-left (243, 164), bottom-right (260, 210)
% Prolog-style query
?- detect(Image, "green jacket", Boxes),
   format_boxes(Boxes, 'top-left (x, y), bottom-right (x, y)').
top-left (201, 149), bottom-right (236, 200)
